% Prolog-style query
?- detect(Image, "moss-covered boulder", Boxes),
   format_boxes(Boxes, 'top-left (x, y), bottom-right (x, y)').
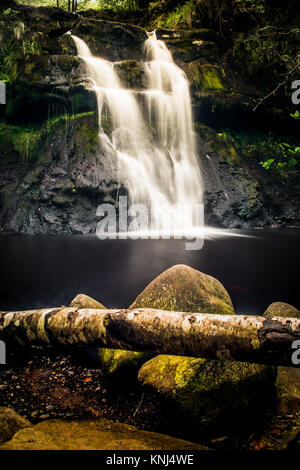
top-left (131, 265), bottom-right (276, 441)
top-left (130, 264), bottom-right (235, 315)
top-left (138, 355), bottom-right (276, 440)
top-left (0, 407), bottom-right (31, 444)
top-left (187, 62), bottom-right (227, 91)
top-left (100, 264), bottom-right (234, 380)
top-left (95, 265), bottom-right (235, 379)
top-left (69, 294), bottom-right (106, 310)
top-left (97, 348), bottom-right (153, 380)
top-left (0, 418), bottom-right (209, 450)
top-left (264, 302), bottom-right (300, 318)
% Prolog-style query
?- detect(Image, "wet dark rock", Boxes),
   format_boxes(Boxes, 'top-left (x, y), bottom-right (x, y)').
top-left (251, 367), bottom-right (300, 450)
top-left (0, 113), bottom-right (124, 234)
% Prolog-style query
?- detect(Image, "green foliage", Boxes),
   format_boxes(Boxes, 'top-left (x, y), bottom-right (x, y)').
top-left (217, 129), bottom-right (300, 180)
top-left (0, 8), bottom-right (42, 84)
top-left (0, 111), bottom-right (95, 163)
top-left (290, 110), bottom-right (300, 120)
top-left (156, 1), bottom-right (195, 29)
top-left (17, 0), bottom-right (140, 12)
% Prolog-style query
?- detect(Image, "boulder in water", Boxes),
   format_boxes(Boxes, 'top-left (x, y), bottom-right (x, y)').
top-left (264, 302), bottom-right (300, 318)
top-left (69, 294), bottom-right (106, 309)
top-left (98, 264), bottom-right (235, 379)
top-left (130, 264), bottom-right (235, 315)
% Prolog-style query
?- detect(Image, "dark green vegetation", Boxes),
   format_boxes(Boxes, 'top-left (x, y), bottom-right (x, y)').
top-left (0, 0), bottom-right (299, 232)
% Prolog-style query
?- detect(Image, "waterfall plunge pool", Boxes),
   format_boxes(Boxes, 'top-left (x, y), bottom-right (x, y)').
top-left (0, 229), bottom-right (298, 315)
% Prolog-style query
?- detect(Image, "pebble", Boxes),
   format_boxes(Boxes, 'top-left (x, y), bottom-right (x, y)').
top-left (40, 414), bottom-right (50, 419)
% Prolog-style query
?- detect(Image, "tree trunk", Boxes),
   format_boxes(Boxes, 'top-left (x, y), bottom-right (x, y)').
top-left (0, 307), bottom-right (299, 367)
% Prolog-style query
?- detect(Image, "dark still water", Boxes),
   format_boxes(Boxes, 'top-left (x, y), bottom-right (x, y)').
top-left (0, 229), bottom-right (299, 315)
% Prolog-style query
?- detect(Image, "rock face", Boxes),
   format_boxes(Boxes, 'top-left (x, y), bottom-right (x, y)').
top-left (69, 294), bottom-right (106, 309)
top-left (138, 355), bottom-right (276, 439)
top-left (130, 264), bottom-right (235, 315)
top-left (0, 113), bottom-right (124, 234)
top-left (264, 302), bottom-right (300, 318)
top-left (0, 418), bottom-right (209, 450)
top-left (0, 407), bottom-right (31, 444)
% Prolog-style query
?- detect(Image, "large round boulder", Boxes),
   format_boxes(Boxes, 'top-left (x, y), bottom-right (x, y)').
top-left (99, 264), bottom-right (235, 380)
top-left (138, 355), bottom-right (276, 442)
top-left (130, 264), bottom-right (235, 315)
top-left (264, 302), bottom-right (300, 318)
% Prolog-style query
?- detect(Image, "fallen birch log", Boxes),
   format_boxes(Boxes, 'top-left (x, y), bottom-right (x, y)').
top-left (0, 307), bottom-right (299, 367)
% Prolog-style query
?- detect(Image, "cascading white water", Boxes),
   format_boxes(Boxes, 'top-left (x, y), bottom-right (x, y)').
top-left (72, 32), bottom-right (203, 237)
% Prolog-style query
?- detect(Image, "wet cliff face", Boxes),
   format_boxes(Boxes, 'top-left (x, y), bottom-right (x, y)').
top-left (0, 3), bottom-right (298, 234)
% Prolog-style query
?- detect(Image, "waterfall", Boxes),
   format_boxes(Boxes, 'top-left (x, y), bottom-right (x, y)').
top-left (72, 32), bottom-right (203, 238)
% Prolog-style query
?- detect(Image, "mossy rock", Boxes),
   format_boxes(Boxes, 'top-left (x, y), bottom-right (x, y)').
top-left (97, 348), bottom-right (153, 380)
top-left (138, 355), bottom-right (276, 438)
top-left (0, 407), bottom-right (32, 444)
top-left (187, 62), bottom-right (227, 91)
top-left (69, 294), bottom-right (106, 310)
top-left (113, 60), bottom-right (146, 89)
top-left (196, 124), bottom-right (242, 165)
top-left (98, 264), bottom-right (234, 380)
top-left (130, 264), bottom-right (235, 315)
top-left (0, 418), bottom-right (209, 450)
top-left (264, 302), bottom-right (300, 318)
